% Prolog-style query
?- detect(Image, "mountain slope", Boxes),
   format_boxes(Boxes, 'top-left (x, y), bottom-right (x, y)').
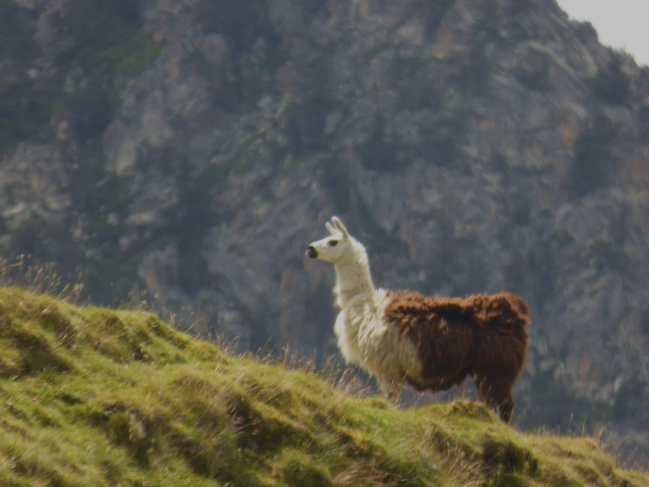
top-left (2, 0), bottom-right (649, 458)
top-left (0, 287), bottom-right (647, 486)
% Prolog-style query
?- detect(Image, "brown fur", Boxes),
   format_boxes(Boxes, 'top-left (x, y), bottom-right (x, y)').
top-left (384, 291), bottom-right (530, 422)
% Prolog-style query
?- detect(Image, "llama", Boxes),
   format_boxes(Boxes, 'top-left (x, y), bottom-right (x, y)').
top-left (306, 216), bottom-right (529, 422)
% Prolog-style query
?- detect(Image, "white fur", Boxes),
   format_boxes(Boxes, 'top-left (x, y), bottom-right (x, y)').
top-left (307, 217), bottom-right (422, 401)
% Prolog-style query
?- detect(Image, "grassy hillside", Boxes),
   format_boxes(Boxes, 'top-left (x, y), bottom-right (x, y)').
top-left (0, 286), bottom-right (647, 487)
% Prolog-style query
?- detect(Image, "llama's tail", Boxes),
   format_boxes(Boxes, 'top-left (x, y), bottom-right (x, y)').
top-left (469, 292), bottom-right (530, 330)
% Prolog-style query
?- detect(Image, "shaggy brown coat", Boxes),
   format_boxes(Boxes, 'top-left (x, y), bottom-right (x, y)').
top-left (384, 291), bottom-right (529, 422)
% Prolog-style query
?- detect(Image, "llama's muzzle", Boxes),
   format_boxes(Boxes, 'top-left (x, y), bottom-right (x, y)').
top-left (306, 246), bottom-right (318, 259)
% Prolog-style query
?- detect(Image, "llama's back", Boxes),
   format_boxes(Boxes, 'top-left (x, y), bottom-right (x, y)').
top-left (385, 291), bottom-right (529, 336)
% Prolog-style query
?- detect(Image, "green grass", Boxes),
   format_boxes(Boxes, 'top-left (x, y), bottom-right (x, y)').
top-left (0, 286), bottom-right (647, 486)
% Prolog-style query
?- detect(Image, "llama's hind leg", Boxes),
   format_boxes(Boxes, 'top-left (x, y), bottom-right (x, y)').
top-left (475, 375), bottom-right (515, 423)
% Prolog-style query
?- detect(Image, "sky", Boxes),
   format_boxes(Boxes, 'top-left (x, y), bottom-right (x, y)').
top-left (557, 0), bottom-right (649, 66)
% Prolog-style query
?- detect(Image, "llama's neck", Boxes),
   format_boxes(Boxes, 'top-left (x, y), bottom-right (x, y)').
top-left (333, 244), bottom-right (375, 309)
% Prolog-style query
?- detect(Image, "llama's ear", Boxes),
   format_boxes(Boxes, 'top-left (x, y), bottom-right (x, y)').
top-left (325, 221), bottom-right (336, 235)
top-left (331, 217), bottom-right (349, 238)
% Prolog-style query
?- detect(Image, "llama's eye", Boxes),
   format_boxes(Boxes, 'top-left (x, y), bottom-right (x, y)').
top-left (328, 240), bottom-right (338, 247)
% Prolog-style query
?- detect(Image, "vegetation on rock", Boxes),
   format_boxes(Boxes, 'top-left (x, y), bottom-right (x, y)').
top-left (0, 287), bottom-right (647, 486)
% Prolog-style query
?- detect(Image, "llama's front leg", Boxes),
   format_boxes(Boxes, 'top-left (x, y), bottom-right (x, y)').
top-left (377, 376), bottom-right (402, 404)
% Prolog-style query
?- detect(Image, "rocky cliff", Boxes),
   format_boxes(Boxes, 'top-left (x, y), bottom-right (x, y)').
top-left (1, 0), bottom-right (649, 460)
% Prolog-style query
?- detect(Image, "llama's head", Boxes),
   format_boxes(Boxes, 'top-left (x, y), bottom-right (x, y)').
top-left (306, 217), bottom-right (355, 263)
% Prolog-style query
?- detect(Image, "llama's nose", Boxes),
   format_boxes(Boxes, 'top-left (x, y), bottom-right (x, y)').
top-left (306, 246), bottom-right (318, 258)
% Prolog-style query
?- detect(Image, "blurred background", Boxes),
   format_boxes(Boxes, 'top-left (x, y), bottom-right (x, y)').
top-left (1, 0), bottom-right (648, 464)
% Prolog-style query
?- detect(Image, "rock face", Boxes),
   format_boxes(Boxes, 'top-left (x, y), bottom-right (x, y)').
top-left (1, 0), bottom-right (649, 457)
